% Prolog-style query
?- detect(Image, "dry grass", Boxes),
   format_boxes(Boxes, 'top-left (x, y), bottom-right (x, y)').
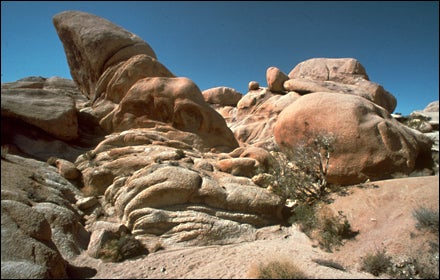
top-left (247, 256), bottom-right (308, 279)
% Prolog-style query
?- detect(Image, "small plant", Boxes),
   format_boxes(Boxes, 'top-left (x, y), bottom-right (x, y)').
top-left (412, 206), bottom-right (439, 233)
top-left (360, 248), bottom-right (393, 276)
top-left (175, 149), bottom-right (185, 159)
top-left (248, 260), bottom-right (308, 279)
top-left (289, 204), bottom-right (357, 252)
top-left (97, 233), bottom-right (147, 262)
top-left (269, 132), bottom-right (336, 204)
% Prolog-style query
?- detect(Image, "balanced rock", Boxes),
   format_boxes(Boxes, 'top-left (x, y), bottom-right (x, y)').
top-left (266, 66), bottom-right (289, 92)
top-left (202, 86), bottom-right (242, 106)
top-left (53, 10), bottom-right (157, 100)
top-left (273, 92), bottom-right (433, 184)
top-left (285, 58), bottom-right (397, 113)
top-left (248, 81), bottom-right (260, 91)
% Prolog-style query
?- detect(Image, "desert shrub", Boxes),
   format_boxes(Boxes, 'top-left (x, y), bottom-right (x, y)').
top-left (412, 206), bottom-right (439, 233)
top-left (360, 248), bottom-right (393, 276)
top-left (269, 132), bottom-right (336, 204)
top-left (289, 204), bottom-right (358, 252)
top-left (97, 233), bottom-right (147, 262)
top-left (248, 260), bottom-right (308, 279)
top-left (175, 149), bottom-right (185, 159)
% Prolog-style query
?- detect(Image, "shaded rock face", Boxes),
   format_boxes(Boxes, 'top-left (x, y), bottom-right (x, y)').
top-left (1, 155), bottom-right (90, 278)
top-left (1, 77), bottom-right (92, 162)
top-left (273, 92), bottom-right (433, 184)
top-left (1, 89), bottom-right (78, 141)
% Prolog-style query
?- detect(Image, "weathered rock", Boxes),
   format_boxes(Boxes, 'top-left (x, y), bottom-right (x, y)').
top-left (56, 158), bottom-right (81, 180)
top-left (284, 58), bottom-right (397, 113)
top-left (202, 87), bottom-right (242, 106)
top-left (229, 89), bottom-right (300, 147)
top-left (288, 58), bottom-right (369, 84)
top-left (1, 200), bottom-right (67, 279)
top-left (1, 89), bottom-right (78, 141)
top-left (248, 81), bottom-right (260, 91)
top-left (273, 92), bottom-right (433, 184)
top-left (53, 10), bottom-right (157, 100)
top-left (215, 158), bottom-right (259, 178)
top-left (95, 54), bottom-right (174, 104)
top-left (424, 100), bottom-right (439, 112)
top-left (103, 77), bottom-right (239, 152)
top-left (266, 66), bottom-right (289, 92)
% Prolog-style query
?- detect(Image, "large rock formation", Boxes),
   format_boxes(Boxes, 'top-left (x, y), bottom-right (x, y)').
top-left (53, 10), bottom-right (238, 153)
top-left (273, 92), bottom-right (433, 184)
top-left (284, 58), bottom-right (397, 113)
top-left (52, 10), bottom-right (157, 100)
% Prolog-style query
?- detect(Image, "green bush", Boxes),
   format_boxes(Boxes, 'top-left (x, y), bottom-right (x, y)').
top-left (249, 260), bottom-right (308, 279)
top-left (361, 248), bottom-right (392, 276)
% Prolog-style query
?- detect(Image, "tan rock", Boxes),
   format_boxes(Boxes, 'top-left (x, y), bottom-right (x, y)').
top-left (202, 87), bottom-right (242, 106)
top-left (273, 92), bottom-right (432, 184)
top-left (288, 58), bottom-right (369, 84)
top-left (108, 77), bottom-right (239, 151)
top-left (95, 54), bottom-right (174, 104)
top-left (215, 158), bottom-right (259, 178)
top-left (56, 158), bottom-right (81, 180)
top-left (248, 81), bottom-right (260, 91)
top-left (266, 66), bottom-right (289, 92)
top-left (53, 10), bottom-right (157, 100)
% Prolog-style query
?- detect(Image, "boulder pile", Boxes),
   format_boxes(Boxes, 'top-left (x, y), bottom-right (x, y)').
top-left (1, 10), bottom-right (437, 278)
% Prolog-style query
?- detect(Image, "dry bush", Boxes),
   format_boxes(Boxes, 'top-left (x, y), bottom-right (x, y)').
top-left (412, 206), bottom-right (439, 233)
top-left (247, 258), bottom-right (308, 279)
top-left (269, 132), bottom-right (336, 204)
top-left (360, 248), bottom-right (392, 276)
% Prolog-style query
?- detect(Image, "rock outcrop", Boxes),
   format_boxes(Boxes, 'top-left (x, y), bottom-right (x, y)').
top-left (52, 10), bottom-right (157, 100)
top-left (1, 10), bottom-right (438, 279)
top-left (273, 92), bottom-right (433, 184)
top-left (284, 58), bottom-right (397, 113)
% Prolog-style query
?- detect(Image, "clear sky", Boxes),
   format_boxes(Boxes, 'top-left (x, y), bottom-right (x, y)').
top-left (1, 1), bottom-right (438, 115)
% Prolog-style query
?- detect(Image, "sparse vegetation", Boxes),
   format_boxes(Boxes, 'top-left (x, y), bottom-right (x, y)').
top-left (97, 232), bottom-right (147, 262)
top-left (289, 203), bottom-right (358, 252)
top-left (360, 248), bottom-right (393, 276)
top-left (269, 132), bottom-right (336, 204)
top-left (412, 206), bottom-right (439, 233)
top-left (248, 259), bottom-right (308, 279)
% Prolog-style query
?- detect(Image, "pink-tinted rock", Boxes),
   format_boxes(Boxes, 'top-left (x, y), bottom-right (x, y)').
top-left (266, 67), bottom-right (289, 92)
top-left (202, 87), bottom-right (242, 106)
top-left (273, 92), bottom-right (432, 184)
top-left (104, 77), bottom-right (239, 151)
top-left (95, 54), bottom-right (174, 104)
top-left (288, 58), bottom-right (369, 84)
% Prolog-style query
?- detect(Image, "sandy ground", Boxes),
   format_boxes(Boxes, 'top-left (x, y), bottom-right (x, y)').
top-left (66, 176), bottom-right (439, 279)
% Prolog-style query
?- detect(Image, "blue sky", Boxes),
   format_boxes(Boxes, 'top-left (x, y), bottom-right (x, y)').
top-left (1, 1), bottom-right (438, 115)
